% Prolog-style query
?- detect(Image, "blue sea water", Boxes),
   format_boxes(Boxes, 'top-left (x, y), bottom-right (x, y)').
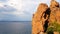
top-left (0, 21), bottom-right (31, 34)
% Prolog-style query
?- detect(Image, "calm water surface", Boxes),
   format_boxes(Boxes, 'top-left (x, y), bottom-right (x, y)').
top-left (0, 21), bottom-right (31, 34)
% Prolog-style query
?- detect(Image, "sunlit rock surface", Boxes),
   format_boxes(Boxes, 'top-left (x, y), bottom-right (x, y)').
top-left (32, 0), bottom-right (60, 34)
top-left (50, 0), bottom-right (60, 24)
top-left (32, 3), bottom-right (49, 34)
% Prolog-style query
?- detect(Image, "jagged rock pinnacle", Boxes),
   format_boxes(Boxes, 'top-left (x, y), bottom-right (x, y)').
top-left (32, 3), bottom-right (49, 34)
top-left (50, 0), bottom-right (59, 8)
top-left (32, 0), bottom-right (60, 34)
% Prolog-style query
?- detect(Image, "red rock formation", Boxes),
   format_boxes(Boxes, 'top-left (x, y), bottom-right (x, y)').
top-left (32, 3), bottom-right (49, 34)
top-left (49, 0), bottom-right (60, 24)
top-left (32, 0), bottom-right (60, 34)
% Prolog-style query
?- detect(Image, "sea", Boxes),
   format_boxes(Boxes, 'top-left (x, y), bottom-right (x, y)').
top-left (0, 21), bottom-right (31, 34)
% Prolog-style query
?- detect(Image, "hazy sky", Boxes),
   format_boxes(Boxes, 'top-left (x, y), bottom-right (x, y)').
top-left (0, 0), bottom-right (60, 21)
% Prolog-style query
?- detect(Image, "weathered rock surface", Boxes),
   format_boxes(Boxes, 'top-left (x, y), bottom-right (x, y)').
top-left (32, 0), bottom-right (60, 34)
top-left (32, 3), bottom-right (50, 34)
top-left (50, 0), bottom-right (60, 24)
top-left (50, 0), bottom-right (59, 8)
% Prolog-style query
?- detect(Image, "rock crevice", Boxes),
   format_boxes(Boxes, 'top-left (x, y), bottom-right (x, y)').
top-left (32, 0), bottom-right (60, 34)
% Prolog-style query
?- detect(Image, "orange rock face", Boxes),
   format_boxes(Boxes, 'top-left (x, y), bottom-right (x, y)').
top-left (32, 3), bottom-right (50, 34)
top-left (50, 0), bottom-right (59, 8)
top-left (49, 0), bottom-right (60, 24)
top-left (32, 0), bottom-right (60, 34)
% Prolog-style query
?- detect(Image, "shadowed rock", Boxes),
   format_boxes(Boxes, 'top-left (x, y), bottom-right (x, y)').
top-left (32, 3), bottom-right (49, 34)
top-left (32, 0), bottom-right (60, 34)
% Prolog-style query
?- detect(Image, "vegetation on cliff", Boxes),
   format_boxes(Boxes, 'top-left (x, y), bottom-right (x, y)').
top-left (46, 21), bottom-right (60, 34)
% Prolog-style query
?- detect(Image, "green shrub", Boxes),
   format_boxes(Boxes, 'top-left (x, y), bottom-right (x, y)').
top-left (46, 21), bottom-right (60, 34)
top-left (46, 27), bottom-right (54, 34)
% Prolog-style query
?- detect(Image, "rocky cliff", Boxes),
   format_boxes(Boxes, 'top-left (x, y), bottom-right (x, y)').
top-left (32, 0), bottom-right (60, 34)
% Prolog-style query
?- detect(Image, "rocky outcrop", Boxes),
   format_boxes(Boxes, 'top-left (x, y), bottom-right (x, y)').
top-left (50, 0), bottom-right (59, 8)
top-left (32, 3), bottom-right (50, 34)
top-left (32, 0), bottom-right (60, 34)
top-left (32, 3), bottom-right (49, 34)
top-left (49, 0), bottom-right (60, 24)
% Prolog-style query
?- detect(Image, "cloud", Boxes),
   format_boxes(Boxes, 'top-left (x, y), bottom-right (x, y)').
top-left (0, 0), bottom-right (8, 2)
top-left (0, 2), bottom-right (18, 21)
top-left (0, 0), bottom-right (52, 21)
top-left (7, 0), bottom-right (23, 10)
top-left (0, 0), bottom-right (60, 21)
top-left (0, 5), bottom-right (16, 12)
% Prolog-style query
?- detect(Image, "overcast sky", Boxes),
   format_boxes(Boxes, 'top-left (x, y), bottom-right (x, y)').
top-left (0, 0), bottom-right (60, 21)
